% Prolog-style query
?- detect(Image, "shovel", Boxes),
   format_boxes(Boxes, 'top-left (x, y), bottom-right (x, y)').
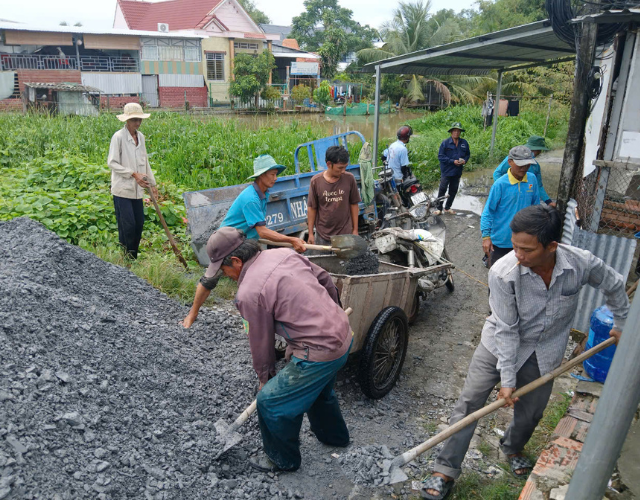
top-left (382, 336), bottom-right (617, 484)
top-left (214, 307), bottom-right (353, 459)
top-left (258, 234), bottom-right (369, 260)
top-left (143, 176), bottom-right (189, 270)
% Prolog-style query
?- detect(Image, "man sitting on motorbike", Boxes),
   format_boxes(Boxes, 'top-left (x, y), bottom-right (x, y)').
top-left (383, 126), bottom-right (413, 182)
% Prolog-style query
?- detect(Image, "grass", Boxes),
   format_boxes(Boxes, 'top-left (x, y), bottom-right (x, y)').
top-left (525, 392), bottom-right (572, 457)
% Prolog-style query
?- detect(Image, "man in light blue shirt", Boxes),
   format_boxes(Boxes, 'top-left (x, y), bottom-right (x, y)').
top-left (493, 136), bottom-right (555, 206)
top-left (383, 126), bottom-right (412, 181)
top-left (182, 154), bottom-right (306, 328)
top-left (481, 146), bottom-right (540, 268)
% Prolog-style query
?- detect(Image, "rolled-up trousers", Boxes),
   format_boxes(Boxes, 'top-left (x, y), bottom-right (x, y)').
top-left (256, 341), bottom-right (351, 471)
top-left (434, 343), bottom-right (554, 479)
top-left (113, 196), bottom-right (144, 259)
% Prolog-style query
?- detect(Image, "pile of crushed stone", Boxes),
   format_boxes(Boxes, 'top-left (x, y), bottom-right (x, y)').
top-left (190, 204), bottom-right (230, 246)
top-left (338, 445), bottom-right (392, 486)
top-left (0, 218), bottom-right (300, 499)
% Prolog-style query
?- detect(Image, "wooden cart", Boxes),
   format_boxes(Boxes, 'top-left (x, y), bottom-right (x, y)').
top-left (309, 256), bottom-right (452, 399)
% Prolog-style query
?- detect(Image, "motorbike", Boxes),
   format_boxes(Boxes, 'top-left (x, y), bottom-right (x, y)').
top-left (372, 155), bottom-right (454, 320)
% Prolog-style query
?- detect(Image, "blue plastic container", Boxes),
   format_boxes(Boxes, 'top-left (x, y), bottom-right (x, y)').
top-left (583, 305), bottom-right (617, 383)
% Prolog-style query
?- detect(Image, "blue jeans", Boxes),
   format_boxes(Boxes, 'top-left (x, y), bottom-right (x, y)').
top-left (256, 340), bottom-right (352, 470)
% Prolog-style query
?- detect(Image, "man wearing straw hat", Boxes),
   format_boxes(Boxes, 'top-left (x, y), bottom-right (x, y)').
top-left (181, 154), bottom-right (306, 328)
top-left (107, 102), bottom-right (156, 260)
top-left (493, 136), bottom-right (556, 207)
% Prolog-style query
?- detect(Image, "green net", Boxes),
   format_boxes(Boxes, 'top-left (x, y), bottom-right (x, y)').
top-left (325, 100), bottom-right (394, 115)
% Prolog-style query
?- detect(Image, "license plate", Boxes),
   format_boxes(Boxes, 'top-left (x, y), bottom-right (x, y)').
top-left (411, 192), bottom-right (427, 205)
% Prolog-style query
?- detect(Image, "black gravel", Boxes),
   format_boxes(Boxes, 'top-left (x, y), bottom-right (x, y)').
top-left (190, 204), bottom-right (230, 246)
top-left (0, 218), bottom-right (295, 499)
top-left (344, 251), bottom-right (380, 276)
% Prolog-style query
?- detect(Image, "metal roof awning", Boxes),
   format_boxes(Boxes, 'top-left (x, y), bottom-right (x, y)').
top-left (25, 82), bottom-right (103, 93)
top-left (363, 20), bottom-right (575, 76)
top-left (272, 51), bottom-right (320, 60)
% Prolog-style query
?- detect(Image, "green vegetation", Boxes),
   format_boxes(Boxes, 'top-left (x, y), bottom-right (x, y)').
top-left (406, 101), bottom-right (569, 184)
top-left (448, 473), bottom-right (523, 499)
top-left (230, 50), bottom-right (276, 106)
top-left (525, 392), bottom-right (572, 457)
top-left (313, 80), bottom-right (332, 107)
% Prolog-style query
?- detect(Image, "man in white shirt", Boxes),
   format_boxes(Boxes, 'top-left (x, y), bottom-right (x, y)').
top-left (107, 103), bottom-right (157, 260)
top-left (383, 126), bottom-right (412, 181)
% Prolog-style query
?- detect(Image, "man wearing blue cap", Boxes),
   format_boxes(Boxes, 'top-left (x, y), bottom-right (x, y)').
top-left (181, 154), bottom-right (306, 328)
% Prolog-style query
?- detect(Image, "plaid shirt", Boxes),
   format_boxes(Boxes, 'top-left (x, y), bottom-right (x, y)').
top-left (482, 244), bottom-right (629, 387)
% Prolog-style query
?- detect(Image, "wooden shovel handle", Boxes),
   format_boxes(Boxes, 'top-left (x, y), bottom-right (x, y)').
top-left (258, 238), bottom-right (334, 252)
top-left (392, 336), bottom-right (617, 468)
top-left (143, 177), bottom-right (188, 270)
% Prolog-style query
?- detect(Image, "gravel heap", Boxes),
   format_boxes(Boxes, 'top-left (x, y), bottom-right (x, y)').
top-left (190, 205), bottom-right (230, 246)
top-left (338, 445), bottom-right (392, 486)
top-left (0, 218), bottom-right (298, 499)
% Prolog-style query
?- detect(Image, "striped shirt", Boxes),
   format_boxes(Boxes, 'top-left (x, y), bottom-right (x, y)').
top-left (481, 244), bottom-right (629, 387)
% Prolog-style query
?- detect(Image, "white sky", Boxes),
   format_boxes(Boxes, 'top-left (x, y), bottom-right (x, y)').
top-left (0, 0), bottom-right (474, 31)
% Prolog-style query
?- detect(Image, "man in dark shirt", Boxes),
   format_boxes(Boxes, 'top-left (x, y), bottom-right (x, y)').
top-left (435, 122), bottom-right (471, 215)
top-left (307, 146), bottom-right (361, 248)
top-left (205, 227), bottom-right (352, 472)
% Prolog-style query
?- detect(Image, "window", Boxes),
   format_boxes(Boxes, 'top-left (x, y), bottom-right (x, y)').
top-left (234, 42), bottom-right (259, 50)
top-left (140, 37), bottom-right (201, 62)
top-left (141, 46), bottom-right (158, 61)
top-left (206, 53), bottom-right (224, 81)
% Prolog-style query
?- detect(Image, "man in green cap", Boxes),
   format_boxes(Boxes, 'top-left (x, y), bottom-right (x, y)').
top-left (435, 123), bottom-right (471, 215)
top-left (493, 136), bottom-right (555, 207)
top-left (181, 154), bottom-right (306, 328)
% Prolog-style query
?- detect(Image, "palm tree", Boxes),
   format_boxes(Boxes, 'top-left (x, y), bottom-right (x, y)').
top-left (357, 0), bottom-right (493, 105)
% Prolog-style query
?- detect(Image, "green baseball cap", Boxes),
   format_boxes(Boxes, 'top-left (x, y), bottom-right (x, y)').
top-left (248, 154), bottom-right (286, 179)
top-left (448, 122), bottom-right (465, 133)
top-left (524, 135), bottom-right (550, 151)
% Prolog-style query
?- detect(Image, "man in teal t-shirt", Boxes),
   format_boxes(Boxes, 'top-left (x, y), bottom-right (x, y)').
top-left (181, 155), bottom-right (306, 328)
top-left (493, 136), bottom-right (554, 206)
top-left (481, 146), bottom-right (540, 268)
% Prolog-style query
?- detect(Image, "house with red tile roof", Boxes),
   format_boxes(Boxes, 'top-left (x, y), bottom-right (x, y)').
top-left (113, 0), bottom-right (283, 103)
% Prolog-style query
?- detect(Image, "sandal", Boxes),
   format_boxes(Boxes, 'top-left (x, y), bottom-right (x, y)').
top-left (444, 209), bottom-right (456, 215)
top-left (420, 475), bottom-right (454, 500)
top-left (509, 454), bottom-right (533, 479)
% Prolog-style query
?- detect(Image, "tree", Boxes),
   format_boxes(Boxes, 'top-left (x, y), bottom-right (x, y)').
top-left (291, 0), bottom-right (376, 59)
top-left (229, 50), bottom-right (276, 107)
top-left (237, 0), bottom-right (271, 25)
top-left (59, 21), bottom-right (68, 26)
top-left (313, 80), bottom-right (331, 106)
top-left (74, 22), bottom-right (83, 27)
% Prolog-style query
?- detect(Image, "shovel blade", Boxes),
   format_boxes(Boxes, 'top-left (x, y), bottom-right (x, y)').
top-left (214, 418), bottom-right (243, 459)
top-left (330, 234), bottom-right (369, 259)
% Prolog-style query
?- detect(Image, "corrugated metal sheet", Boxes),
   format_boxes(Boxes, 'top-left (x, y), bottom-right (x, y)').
top-left (81, 73), bottom-right (142, 94)
top-left (158, 74), bottom-right (204, 87)
top-left (563, 199), bottom-right (637, 333)
top-left (83, 34), bottom-right (140, 50)
top-left (363, 21), bottom-right (575, 76)
top-left (0, 21), bottom-right (203, 38)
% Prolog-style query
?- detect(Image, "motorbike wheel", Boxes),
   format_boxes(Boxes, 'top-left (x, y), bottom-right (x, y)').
top-left (443, 248), bottom-right (455, 292)
top-left (358, 306), bottom-right (409, 399)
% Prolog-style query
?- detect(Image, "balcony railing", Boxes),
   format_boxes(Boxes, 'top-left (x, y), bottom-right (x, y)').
top-left (0, 54), bottom-right (139, 73)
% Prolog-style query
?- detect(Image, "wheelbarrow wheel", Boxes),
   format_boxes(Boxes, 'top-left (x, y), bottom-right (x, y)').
top-left (358, 306), bottom-right (408, 399)
top-left (443, 248), bottom-right (454, 292)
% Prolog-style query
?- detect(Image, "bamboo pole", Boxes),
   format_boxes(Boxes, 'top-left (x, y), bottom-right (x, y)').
top-left (543, 94), bottom-right (553, 137)
top-left (389, 337), bottom-right (616, 470)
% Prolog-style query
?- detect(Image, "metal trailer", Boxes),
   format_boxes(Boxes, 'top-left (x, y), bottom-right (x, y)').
top-left (183, 131), bottom-right (376, 266)
top-left (310, 255), bottom-right (452, 399)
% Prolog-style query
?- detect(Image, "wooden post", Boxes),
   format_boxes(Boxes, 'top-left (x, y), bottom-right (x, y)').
top-left (489, 70), bottom-right (503, 157)
top-left (556, 11), bottom-right (600, 220)
top-left (267, 40), bottom-right (272, 85)
top-left (229, 39), bottom-right (235, 81)
top-left (543, 94), bottom-right (553, 137)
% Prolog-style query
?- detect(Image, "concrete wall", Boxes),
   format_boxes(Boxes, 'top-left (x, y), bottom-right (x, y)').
top-left (201, 36), bottom-right (230, 103)
top-left (159, 86), bottom-right (207, 108)
top-left (99, 95), bottom-right (140, 111)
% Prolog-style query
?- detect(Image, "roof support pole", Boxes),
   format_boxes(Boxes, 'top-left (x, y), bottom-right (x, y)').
top-left (566, 295), bottom-right (640, 500)
top-left (373, 64), bottom-right (381, 169)
top-left (489, 70), bottom-right (503, 157)
top-left (556, 14), bottom-right (599, 220)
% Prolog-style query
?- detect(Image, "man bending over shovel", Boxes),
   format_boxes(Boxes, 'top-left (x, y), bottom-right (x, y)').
top-left (422, 205), bottom-right (629, 500)
top-left (206, 226), bottom-right (352, 472)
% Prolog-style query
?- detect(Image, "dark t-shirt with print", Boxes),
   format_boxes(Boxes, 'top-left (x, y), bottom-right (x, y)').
top-left (308, 172), bottom-right (361, 241)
